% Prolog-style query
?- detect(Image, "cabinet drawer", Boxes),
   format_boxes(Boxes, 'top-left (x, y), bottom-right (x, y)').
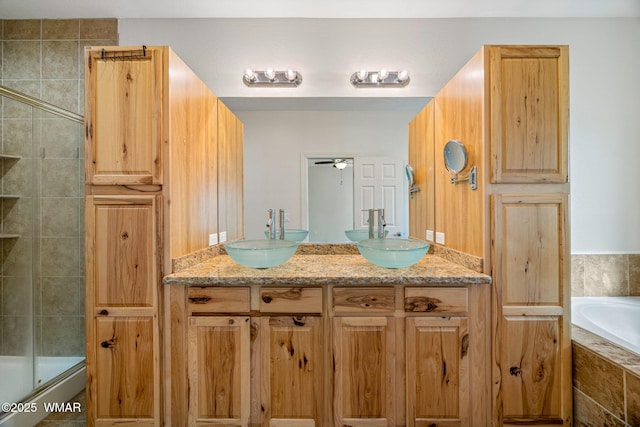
top-left (333, 287), bottom-right (395, 314)
top-left (259, 287), bottom-right (322, 314)
top-left (187, 287), bottom-right (250, 314)
top-left (404, 287), bottom-right (468, 314)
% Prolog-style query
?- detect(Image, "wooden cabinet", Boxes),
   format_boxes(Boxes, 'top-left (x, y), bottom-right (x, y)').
top-left (491, 194), bottom-right (570, 425)
top-left (85, 46), bottom-right (164, 186)
top-left (258, 315), bottom-right (324, 426)
top-left (255, 287), bottom-right (325, 426)
top-left (85, 195), bottom-right (161, 425)
top-left (406, 316), bottom-right (469, 426)
top-left (407, 45), bottom-right (571, 426)
top-left (332, 316), bottom-right (397, 425)
top-left (187, 316), bottom-right (251, 426)
top-left (488, 46), bottom-right (569, 184)
top-left (84, 45), bottom-right (244, 426)
top-left (169, 283), bottom-right (489, 426)
top-left (404, 288), bottom-right (471, 427)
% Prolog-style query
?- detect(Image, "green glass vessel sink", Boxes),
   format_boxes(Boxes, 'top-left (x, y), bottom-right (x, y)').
top-left (356, 238), bottom-right (429, 268)
top-left (263, 229), bottom-right (309, 242)
top-left (225, 239), bottom-right (299, 268)
top-left (344, 229), bottom-right (389, 242)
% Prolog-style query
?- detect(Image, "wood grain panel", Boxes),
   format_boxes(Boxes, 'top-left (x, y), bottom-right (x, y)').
top-left (493, 194), bottom-right (567, 306)
top-left (406, 316), bottom-right (469, 426)
top-left (166, 48), bottom-right (219, 263)
top-left (259, 287), bottom-right (323, 314)
top-left (501, 317), bottom-right (562, 422)
top-left (489, 46), bottom-right (569, 183)
top-left (332, 287), bottom-right (395, 314)
top-left (95, 317), bottom-right (155, 418)
top-left (218, 100), bottom-right (245, 242)
top-left (187, 286), bottom-right (250, 314)
top-left (434, 49), bottom-right (485, 257)
top-left (333, 317), bottom-right (396, 425)
top-left (408, 100), bottom-right (435, 241)
top-left (188, 316), bottom-right (250, 426)
top-left (405, 287), bottom-right (468, 314)
top-left (91, 195), bottom-right (157, 307)
top-left (260, 316), bottom-right (323, 425)
top-left (86, 46), bottom-right (163, 185)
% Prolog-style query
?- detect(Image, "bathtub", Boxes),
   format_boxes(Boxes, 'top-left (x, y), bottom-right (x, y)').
top-left (571, 296), bottom-right (640, 356)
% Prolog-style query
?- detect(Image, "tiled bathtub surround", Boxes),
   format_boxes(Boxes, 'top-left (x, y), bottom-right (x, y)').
top-left (572, 254), bottom-right (640, 297)
top-left (572, 326), bottom-right (640, 426)
top-left (1, 19), bottom-right (117, 357)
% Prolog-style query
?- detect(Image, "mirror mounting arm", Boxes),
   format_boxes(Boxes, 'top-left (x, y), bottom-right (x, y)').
top-left (450, 166), bottom-right (478, 190)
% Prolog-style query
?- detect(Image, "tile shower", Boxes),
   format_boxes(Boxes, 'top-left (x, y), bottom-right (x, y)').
top-left (0, 18), bottom-right (117, 424)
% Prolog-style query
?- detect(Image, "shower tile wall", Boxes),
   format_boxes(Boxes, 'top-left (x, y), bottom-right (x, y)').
top-left (571, 254), bottom-right (640, 297)
top-left (0, 19), bottom-right (118, 356)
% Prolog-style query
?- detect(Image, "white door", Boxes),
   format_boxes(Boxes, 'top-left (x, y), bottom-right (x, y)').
top-left (353, 157), bottom-right (405, 237)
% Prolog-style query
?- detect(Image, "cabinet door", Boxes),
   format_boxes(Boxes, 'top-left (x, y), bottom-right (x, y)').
top-left (93, 316), bottom-right (156, 421)
top-left (333, 316), bottom-right (397, 426)
top-left (188, 316), bottom-right (251, 427)
top-left (488, 45), bottom-right (569, 183)
top-left (406, 317), bottom-right (469, 427)
top-left (85, 46), bottom-right (164, 185)
top-left (85, 194), bottom-right (161, 426)
top-left (259, 316), bottom-right (324, 427)
top-left (492, 194), bottom-right (571, 425)
top-left (88, 195), bottom-right (158, 307)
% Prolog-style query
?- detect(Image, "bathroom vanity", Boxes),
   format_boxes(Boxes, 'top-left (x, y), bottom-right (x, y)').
top-left (163, 246), bottom-right (491, 426)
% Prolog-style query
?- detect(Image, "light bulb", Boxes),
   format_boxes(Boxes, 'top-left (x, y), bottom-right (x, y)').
top-left (356, 69), bottom-right (368, 82)
top-left (284, 69), bottom-right (297, 81)
top-left (378, 69), bottom-right (389, 81)
top-left (264, 68), bottom-right (276, 81)
top-left (397, 70), bottom-right (409, 82)
top-left (244, 68), bottom-right (256, 82)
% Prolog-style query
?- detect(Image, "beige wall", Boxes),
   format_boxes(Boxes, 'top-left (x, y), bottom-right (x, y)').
top-left (0, 19), bottom-right (117, 357)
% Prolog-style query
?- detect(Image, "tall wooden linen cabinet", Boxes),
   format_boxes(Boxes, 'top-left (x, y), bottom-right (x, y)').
top-left (408, 45), bottom-right (571, 426)
top-left (84, 46), bottom-right (243, 426)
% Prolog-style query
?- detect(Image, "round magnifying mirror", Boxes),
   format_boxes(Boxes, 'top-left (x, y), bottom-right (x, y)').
top-left (405, 164), bottom-right (415, 186)
top-left (443, 140), bottom-right (468, 174)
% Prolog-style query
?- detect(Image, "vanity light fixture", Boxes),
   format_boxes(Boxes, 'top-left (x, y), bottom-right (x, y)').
top-left (350, 69), bottom-right (410, 87)
top-left (243, 68), bottom-right (302, 87)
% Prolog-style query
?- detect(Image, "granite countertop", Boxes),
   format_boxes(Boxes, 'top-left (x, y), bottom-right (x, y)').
top-left (163, 253), bottom-right (491, 287)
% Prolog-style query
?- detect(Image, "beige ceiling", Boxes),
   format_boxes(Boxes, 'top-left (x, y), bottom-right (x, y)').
top-left (1, 0), bottom-right (639, 19)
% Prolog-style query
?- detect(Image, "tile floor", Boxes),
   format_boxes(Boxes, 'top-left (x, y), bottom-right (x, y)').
top-left (35, 390), bottom-right (85, 426)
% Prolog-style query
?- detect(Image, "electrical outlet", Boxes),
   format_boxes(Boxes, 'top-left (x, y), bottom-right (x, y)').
top-left (426, 230), bottom-right (434, 242)
top-left (284, 213), bottom-right (290, 222)
top-left (435, 232), bottom-right (445, 245)
top-left (209, 233), bottom-right (218, 246)
top-left (219, 231), bottom-right (227, 243)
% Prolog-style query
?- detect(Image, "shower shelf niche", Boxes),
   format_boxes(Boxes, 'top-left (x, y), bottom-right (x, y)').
top-left (1, 154), bottom-right (22, 239)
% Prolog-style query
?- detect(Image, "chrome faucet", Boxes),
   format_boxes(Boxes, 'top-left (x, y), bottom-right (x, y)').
top-left (366, 209), bottom-right (375, 239)
top-left (279, 209), bottom-right (285, 240)
top-left (377, 209), bottom-right (386, 238)
top-left (266, 208), bottom-right (277, 239)
top-left (364, 208), bottom-right (386, 239)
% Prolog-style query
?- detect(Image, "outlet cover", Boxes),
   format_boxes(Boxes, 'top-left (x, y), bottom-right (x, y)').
top-left (219, 231), bottom-right (227, 243)
top-left (209, 233), bottom-right (218, 246)
top-left (426, 230), bottom-right (434, 241)
top-left (435, 232), bottom-right (445, 245)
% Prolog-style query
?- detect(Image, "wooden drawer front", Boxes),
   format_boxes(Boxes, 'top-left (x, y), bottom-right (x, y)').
top-left (333, 287), bottom-right (395, 314)
top-left (259, 287), bottom-right (323, 314)
top-left (404, 287), bottom-right (468, 314)
top-left (187, 287), bottom-right (250, 314)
